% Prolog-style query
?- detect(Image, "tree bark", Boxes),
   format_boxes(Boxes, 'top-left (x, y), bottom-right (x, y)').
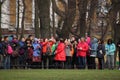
top-left (16, 0), bottom-right (19, 38)
top-left (34, 0), bottom-right (40, 38)
top-left (37, 0), bottom-right (50, 38)
top-left (87, 0), bottom-right (98, 36)
top-left (20, 0), bottom-right (25, 40)
top-left (0, 2), bottom-right (2, 38)
top-left (78, 0), bottom-right (88, 37)
top-left (0, 1), bottom-right (6, 38)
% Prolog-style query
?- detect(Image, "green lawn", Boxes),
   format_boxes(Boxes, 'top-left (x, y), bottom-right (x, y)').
top-left (0, 69), bottom-right (120, 80)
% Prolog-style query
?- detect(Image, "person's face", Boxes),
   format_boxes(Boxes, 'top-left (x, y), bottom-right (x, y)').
top-left (27, 40), bottom-right (30, 44)
top-left (30, 36), bottom-right (34, 40)
top-left (6, 37), bottom-right (9, 41)
top-left (78, 39), bottom-right (81, 42)
top-left (22, 38), bottom-right (25, 42)
top-left (45, 38), bottom-right (48, 42)
top-left (81, 38), bottom-right (85, 42)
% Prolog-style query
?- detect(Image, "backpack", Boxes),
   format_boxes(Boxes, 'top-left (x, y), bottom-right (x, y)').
top-left (7, 44), bottom-right (13, 55)
top-left (19, 48), bottom-right (25, 55)
top-left (46, 44), bottom-right (51, 56)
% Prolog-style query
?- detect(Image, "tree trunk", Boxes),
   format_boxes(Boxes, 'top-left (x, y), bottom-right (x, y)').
top-left (78, 0), bottom-right (88, 37)
top-left (0, 2), bottom-right (2, 38)
top-left (52, 2), bottom-right (55, 38)
top-left (20, 0), bottom-right (25, 40)
top-left (34, 0), bottom-right (40, 38)
top-left (16, 0), bottom-right (19, 38)
top-left (87, 0), bottom-right (98, 36)
top-left (37, 0), bottom-right (50, 38)
top-left (57, 0), bottom-right (76, 39)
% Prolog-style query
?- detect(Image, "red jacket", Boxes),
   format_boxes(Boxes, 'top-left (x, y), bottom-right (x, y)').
top-left (42, 42), bottom-right (48, 53)
top-left (54, 42), bottom-right (66, 61)
top-left (77, 42), bottom-right (88, 57)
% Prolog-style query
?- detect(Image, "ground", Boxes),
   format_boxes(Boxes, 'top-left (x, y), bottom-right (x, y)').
top-left (0, 69), bottom-right (120, 80)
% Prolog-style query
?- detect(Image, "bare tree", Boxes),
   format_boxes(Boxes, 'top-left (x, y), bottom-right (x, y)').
top-left (16, 0), bottom-right (19, 38)
top-left (37, 0), bottom-right (50, 38)
top-left (0, 0), bottom-right (6, 37)
top-left (34, 0), bottom-right (40, 38)
top-left (20, 0), bottom-right (25, 40)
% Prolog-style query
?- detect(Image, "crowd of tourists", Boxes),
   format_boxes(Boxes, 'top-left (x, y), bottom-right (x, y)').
top-left (0, 34), bottom-right (120, 70)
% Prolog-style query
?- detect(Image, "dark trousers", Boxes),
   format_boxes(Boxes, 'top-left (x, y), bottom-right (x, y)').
top-left (65, 56), bottom-right (72, 69)
top-left (49, 55), bottom-right (55, 69)
top-left (78, 56), bottom-right (86, 69)
top-left (90, 57), bottom-right (96, 69)
top-left (42, 54), bottom-right (48, 69)
top-left (19, 55), bottom-right (26, 69)
top-left (98, 58), bottom-right (104, 69)
top-left (86, 56), bottom-right (91, 69)
top-left (55, 61), bottom-right (65, 69)
top-left (11, 57), bottom-right (19, 69)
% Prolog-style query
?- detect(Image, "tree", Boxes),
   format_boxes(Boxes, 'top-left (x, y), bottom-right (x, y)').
top-left (37, 0), bottom-right (50, 38)
top-left (78, 0), bottom-right (88, 37)
top-left (109, 0), bottom-right (120, 43)
top-left (20, 0), bottom-right (26, 39)
top-left (16, 0), bottom-right (19, 38)
top-left (34, 0), bottom-right (40, 38)
top-left (87, 0), bottom-right (98, 36)
top-left (52, 0), bottom-right (76, 39)
top-left (0, 0), bottom-right (6, 37)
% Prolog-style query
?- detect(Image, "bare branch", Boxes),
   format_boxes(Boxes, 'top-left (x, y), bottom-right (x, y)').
top-left (51, 0), bottom-right (65, 19)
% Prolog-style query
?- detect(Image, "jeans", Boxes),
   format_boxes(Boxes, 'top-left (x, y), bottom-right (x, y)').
top-left (107, 55), bottom-right (114, 69)
top-left (78, 56), bottom-right (86, 69)
top-left (4, 55), bottom-right (11, 69)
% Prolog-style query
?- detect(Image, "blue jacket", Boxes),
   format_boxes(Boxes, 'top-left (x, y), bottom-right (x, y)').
top-left (105, 43), bottom-right (116, 55)
top-left (90, 38), bottom-right (98, 57)
top-left (33, 42), bottom-right (41, 57)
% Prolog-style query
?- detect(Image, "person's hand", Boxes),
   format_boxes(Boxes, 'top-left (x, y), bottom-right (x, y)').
top-left (80, 47), bottom-right (82, 50)
top-left (118, 45), bottom-right (120, 47)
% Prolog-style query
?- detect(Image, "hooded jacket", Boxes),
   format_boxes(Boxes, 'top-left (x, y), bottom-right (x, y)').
top-left (33, 39), bottom-right (41, 57)
top-left (90, 38), bottom-right (98, 57)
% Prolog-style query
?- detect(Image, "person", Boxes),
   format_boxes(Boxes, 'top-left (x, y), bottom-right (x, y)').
top-left (3, 36), bottom-right (12, 69)
top-left (89, 38), bottom-right (98, 69)
top-left (32, 38), bottom-right (42, 68)
top-left (18, 37), bottom-right (26, 69)
top-left (97, 39), bottom-right (105, 69)
top-left (85, 33), bottom-right (91, 69)
top-left (25, 38), bottom-right (33, 68)
top-left (41, 38), bottom-right (48, 69)
top-left (105, 39), bottom-right (116, 70)
top-left (11, 36), bottom-right (19, 68)
top-left (65, 39), bottom-right (72, 69)
top-left (71, 39), bottom-right (78, 69)
top-left (54, 38), bottom-right (66, 69)
top-left (0, 37), bottom-right (4, 69)
top-left (117, 38), bottom-right (120, 70)
top-left (47, 39), bottom-right (54, 69)
top-left (77, 37), bottom-right (88, 69)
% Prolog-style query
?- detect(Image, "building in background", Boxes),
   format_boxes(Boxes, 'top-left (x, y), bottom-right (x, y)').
top-left (1, 0), bottom-right (34, 36)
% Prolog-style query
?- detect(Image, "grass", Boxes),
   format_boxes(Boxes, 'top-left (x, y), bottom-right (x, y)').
top-left (0, 69), bottom-right (120, 80)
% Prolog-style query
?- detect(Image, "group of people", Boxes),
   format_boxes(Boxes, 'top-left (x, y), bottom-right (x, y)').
top-left (0, 34), bottom-right (120, 70)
